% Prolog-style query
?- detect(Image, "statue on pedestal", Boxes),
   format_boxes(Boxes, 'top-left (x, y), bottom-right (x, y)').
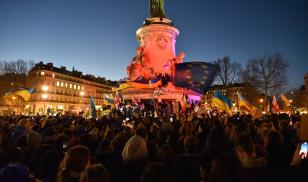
top-left (127, 47), bottom-right (153, 80)
top-left (150, 0), bottom-right (167, 18)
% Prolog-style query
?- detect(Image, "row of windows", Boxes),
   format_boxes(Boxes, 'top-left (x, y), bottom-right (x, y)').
top-left (56, 81), bottom-right (84, 90)
top-left (38, 71), bottom-right (110, 89)
top-left (39, 71), bottom-right (82, 84)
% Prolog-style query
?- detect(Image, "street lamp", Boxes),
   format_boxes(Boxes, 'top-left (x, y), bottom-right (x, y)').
top-left (289, 99), bottom-right (293, 114)
top-left (259, 98), bottom-right (264, 112)
top-left (42, 94), bottom-right (48, 115)
top-left (42, 85), bottom-right (49, 92)
top-left (80, 91), bottom-right (85, 104)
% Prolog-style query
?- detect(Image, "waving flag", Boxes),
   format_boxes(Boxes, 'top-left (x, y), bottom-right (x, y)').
top-left (103, 94), bottom-right (115, 104)
top-left (238, 93), bottom-right (255, 114)
top-left (212, 91), bottom-right (232, 115)
top-left (174, 62), bottom-right (219, 94)
top-left (4, 88), bottom-right (35, 102)
top-left (89, 97), bottom-right (97, 118)
top-left (280, 94), bottom-right (290, 107)
top-left (180, 94), bottom-right (188, 112)
top-left (272, 95), bottom-right (280, 113)
top-left (112, 77), bottom-right (162, 92)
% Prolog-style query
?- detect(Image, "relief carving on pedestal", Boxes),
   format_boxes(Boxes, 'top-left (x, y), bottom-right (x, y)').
top-left (156, 34), bottom-right (169, 50)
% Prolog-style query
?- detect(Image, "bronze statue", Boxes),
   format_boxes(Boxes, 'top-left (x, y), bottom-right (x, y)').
top-left (150, 0), bottom-right (167, 18)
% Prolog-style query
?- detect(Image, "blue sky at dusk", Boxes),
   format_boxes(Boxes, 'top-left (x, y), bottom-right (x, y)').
top-left (0, 0), bottom-right (307, 88)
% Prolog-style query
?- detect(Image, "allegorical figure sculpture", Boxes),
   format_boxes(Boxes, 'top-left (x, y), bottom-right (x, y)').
top-left (150, 0), bottom-right (167, 18)
top-left (127, 47), bottom-right (153, 80)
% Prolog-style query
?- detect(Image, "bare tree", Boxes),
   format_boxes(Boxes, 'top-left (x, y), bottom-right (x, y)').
top-left (243, 53), bottom-right (289, 96)
top-left (3, 60), bottom-right (16, 73)
top-left (0, 60), bottom-right (36, 74)
top-left (16, 59), bottom-right (28, 73)
top-left (0, 61), bottom-right (4, 75)
top-left (27, 60), bottom-right (35, 72)
top-left (214, 56), bottom-right (242, 86)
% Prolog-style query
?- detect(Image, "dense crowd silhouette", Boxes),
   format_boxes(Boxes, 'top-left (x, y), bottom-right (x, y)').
top-left (0, 101), bottom-right (307, 182)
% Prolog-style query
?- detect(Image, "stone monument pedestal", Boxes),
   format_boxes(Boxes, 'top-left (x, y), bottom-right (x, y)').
top-left (122, 82), bottom-right (201, 101)
top-left (122, 10), bottom-right (202, 102)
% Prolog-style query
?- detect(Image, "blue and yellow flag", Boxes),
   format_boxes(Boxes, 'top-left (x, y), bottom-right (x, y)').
top-left (238, 93), bottom-right (255, 114)
top-left (103, 94), bottom-right (115, 104)
top-left (4, 88), bottom-right (35, 102)
top-left (174, 62), bottom-right (219, 94)
top-left (112, 77), bottom-right (162, 92)
top-left (15, 88), bottom-right (35, 101)
top-left (89, 97), bottom-right (97, 118)
top-left (212, 91), bottom-right (232, 115)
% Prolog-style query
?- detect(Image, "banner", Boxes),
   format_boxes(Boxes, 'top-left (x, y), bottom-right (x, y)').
top-left (174, 62), bottom-right (219, 94)
top-left (112, 77), bottom-right (162, 92)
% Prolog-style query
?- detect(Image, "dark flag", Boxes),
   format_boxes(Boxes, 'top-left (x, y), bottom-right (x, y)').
top-left (174, 62), bottom-right (219, 94)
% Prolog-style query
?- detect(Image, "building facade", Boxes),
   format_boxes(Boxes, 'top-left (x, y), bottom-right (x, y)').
top-left (304, 73), bottom-right (308, 107)
top-left (25, 62), bottom-right (114, 115)
top-left (203, 83), bottom-right (247, 103)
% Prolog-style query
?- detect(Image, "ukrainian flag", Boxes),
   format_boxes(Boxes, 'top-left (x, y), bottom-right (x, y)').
top-left (212, 91), bottom-right (232, 115)
top-left (89, 97), bottom-right (97, 118)
top-left (238, 93), bottom-right (255, 114)
top-left (4, 88), bottom-right (35, 102)
top-left (14, 88), bottom-right (35, 101)
top-left (103, 94), bottom-right (115, 104)
top-left (112, 77), bottom-right (162, 92)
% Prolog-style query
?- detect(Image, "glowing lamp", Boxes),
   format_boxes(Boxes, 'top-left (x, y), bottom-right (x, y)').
top-left (42, 85), bottom-right (49, 91)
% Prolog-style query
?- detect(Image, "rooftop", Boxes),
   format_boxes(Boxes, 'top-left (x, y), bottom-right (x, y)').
top-left (30, 62), bottom-right (119, 87)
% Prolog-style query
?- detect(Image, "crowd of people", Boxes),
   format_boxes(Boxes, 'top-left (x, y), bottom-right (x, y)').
top-left (0, 100), bottom-right (307, 182)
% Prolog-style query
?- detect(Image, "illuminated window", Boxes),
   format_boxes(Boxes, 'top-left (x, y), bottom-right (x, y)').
top-left (70, 83), bottom-right (72, 89)
top-left (77, 85), bottom-right (80, 90)
top-left (81, 86), bottom-right (84, 90)
top-left (41, 72), bottom-right (45, 76)
top-left (65, 83), bottom-right (68, 87)
top-left (60, 82), bottom-right (63, 87)
top-left (74, 85), bottom-right (76, 89)
top-left (56, 81), bottom-right (60, 87)
top-left (58, 105), bottom-right (64, 110)
top-left (52, 73), bottom-right (55, 78)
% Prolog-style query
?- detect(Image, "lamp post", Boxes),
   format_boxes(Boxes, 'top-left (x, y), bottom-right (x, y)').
top-left (80, 91), bottom-right (85, 103)
top-left (259, 98), bottom-right (264, 113)
top-left (79, 91), bottom-right (85, 113)
top-left (41, 85), bottom-right (49, 115)
top-left (289, 99), bottom-right (293, 114)
top-left (232, 103), bottom-right (236, 112)
top-left (42, 94), bottom-right (48, 115)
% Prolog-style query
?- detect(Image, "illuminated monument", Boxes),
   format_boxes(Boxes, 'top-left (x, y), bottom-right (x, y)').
top-left (122, 0), bottom-right (202, 100)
